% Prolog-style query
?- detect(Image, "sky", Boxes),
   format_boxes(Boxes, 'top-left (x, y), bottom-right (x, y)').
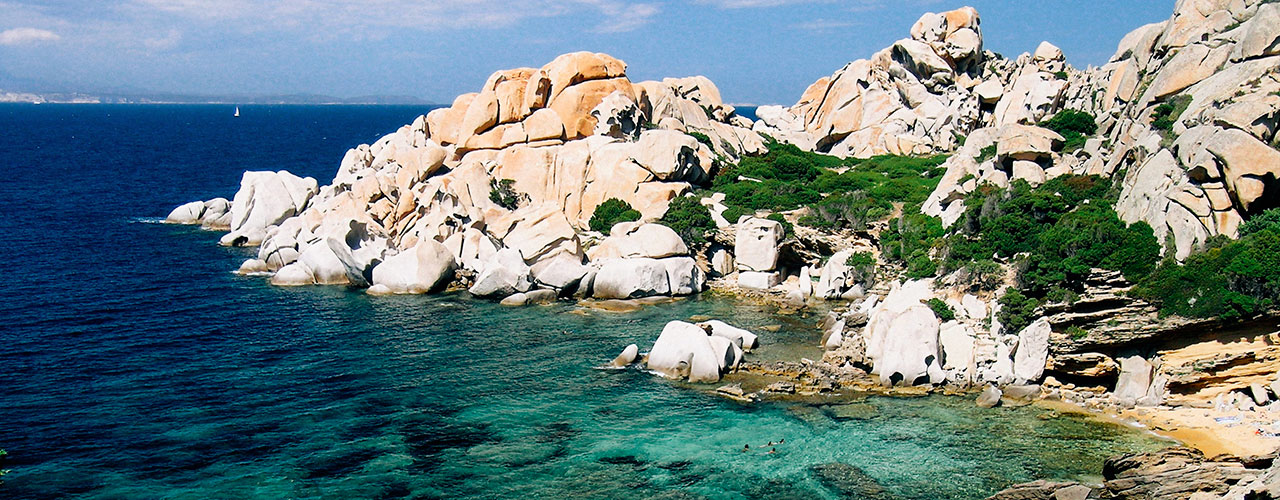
top-left (0, 0), bottom-right (1176, 105)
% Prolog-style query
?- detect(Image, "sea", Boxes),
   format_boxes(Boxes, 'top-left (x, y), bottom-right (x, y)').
top-left (0, 104), bottom-right (1170, 499)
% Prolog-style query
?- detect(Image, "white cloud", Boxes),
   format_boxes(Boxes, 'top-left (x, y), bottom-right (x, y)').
top-left (0, 27), bottom-right (60, 45)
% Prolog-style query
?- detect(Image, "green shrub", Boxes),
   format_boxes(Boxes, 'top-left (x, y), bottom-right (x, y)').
top-left (721, 205), bottom-right (750, 225)
top-left (688, 132), bottom-right (713, 148)
top-left (1239, 208), bottom-right (1280, 237)
top-left (880, 210), bottom-right (945, 277)
top-left (1042, 109), bottom-right (1097, 152)
top-left (977, 144), bottom-right (997, 163)
top-left (589, 198), bottom-right (641, 234)
top-left (927, 297), bottom-right (956, 321)
top-left (489, 178), bottom-right (524, 210)
top-left (798, 191), bottom-right (891, 231)
top-left (845, 251), bottom-right (877, 284)
top-left (1066, 326), bottom-right (1089, 340)
top-left (1134, 222), bottom-right (1280, 320)
top-left (1151, 95), bottom-right (1192, 132)
top-left (959, 259), bottom-right (1004, 291)
top-left (998, 289), bottom-right (1041, 334)
top-left (660, 196), bottom-right (717, 245)
top-left (1053, 70), bottom-right (1070, 80)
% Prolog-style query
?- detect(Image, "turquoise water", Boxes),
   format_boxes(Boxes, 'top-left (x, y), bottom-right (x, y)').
top-left (0, 105), bottom-right (1170, 499)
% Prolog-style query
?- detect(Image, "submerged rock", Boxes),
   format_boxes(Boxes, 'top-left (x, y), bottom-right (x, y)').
top-left (811, 463), bottom-right (896, 500)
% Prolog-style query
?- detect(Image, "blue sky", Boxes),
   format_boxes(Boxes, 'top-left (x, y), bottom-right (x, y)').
top-left (0, 0), bottom-right (1175, 104)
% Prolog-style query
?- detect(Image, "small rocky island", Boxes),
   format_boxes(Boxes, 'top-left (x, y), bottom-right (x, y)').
top-left (169, 1), bottom-right (1280, 497)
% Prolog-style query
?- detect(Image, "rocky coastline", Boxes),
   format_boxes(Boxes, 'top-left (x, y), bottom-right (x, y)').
top-left (165, 1), bottom-right (1280, 497)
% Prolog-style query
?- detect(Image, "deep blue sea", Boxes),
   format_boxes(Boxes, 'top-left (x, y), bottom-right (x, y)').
top-left (0, 104), bottom-right (1169, 499)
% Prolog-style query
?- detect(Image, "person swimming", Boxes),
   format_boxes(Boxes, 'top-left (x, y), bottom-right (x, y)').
top-left (767, 448), bottom-right (777, 454)
top-left (741, 444), bottom-right (750, 453)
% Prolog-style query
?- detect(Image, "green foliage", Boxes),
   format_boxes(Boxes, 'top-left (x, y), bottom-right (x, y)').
top-left (1134, 222), bottom-right (1280, 320)
top-left (1239, 207), bottom-right (1280, 237)
top-left (977, 144), bottom-right (997, 163)
top-left (688, 131), bottom-right (713, 148)
top-left (958, 259), bottom-right (1004, 292)
top-left (1053, 70), bottom-right (1070, 81)
top-left (998, 289), bottom-right (1041, 335)
top-left (927, 297), bottom-right (956, 321)
top-left (589, 198), bottom-right (641, 234)
top-left (881, 209), bottom-right (945, 278)
top-left (845, 251), bottom-right (877, 284)
top-left (721, 205), bottom-right (750, 225)
top-left (1041, 109), bottom-right (1097, 152)
top-left (943, 174), bottom-right (1158, 306)
top-left (660, 196), bottom-right (717, 245)
top-left (766, 213), bottom-right (794, 238)
top-left (716, 138), bottom-right (945, 231)
top-left (489, 178), bottom-right (524, 210)
top-left (1152, 95), bottom-right (1192, 132)
top-left (797, 191), bottom-right (891, 231)
top-left (1066, 326), bottom-right (1089, 340)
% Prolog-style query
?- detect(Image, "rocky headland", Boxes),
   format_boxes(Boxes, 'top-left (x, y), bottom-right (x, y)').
top-left (168, 0), bottom-right (1280, 497)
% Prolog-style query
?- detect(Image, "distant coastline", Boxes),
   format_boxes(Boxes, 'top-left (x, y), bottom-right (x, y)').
top-left (0, 90), bottom-right (435, 106)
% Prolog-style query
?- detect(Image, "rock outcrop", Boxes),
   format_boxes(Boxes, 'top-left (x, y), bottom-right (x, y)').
top-left (171, 52), bottom-right (760, 300)
top-left (645, 320), bottom-right (747, 383)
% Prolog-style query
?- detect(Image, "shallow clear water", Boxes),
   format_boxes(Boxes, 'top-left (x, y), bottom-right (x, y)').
top-left (0, 104), bottom-right (1171, 499)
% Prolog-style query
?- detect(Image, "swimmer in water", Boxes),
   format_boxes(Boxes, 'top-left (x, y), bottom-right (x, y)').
top-left (767, 448), bottom-right (777, 454)
top-left (741, 444), bottom-right (750, 453)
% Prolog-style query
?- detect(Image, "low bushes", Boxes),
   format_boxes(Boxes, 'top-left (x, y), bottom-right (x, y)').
top-left (660, 196), bottom-right (717, 246)
top-left (589, 198), bottom-right (641, 234)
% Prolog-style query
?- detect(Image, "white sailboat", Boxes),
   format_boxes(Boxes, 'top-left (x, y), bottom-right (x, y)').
top-left (234, 106), bottom-right (240, 117)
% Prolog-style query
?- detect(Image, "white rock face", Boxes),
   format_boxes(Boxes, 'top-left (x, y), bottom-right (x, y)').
top-left (166, 201), bottom-right (205, 224)
top-left (661, 256), bottom-right (705, 296)
top-left (370, 239), bottom-right (458, 294)
top-left (1113, 356), bottom-right (1153, 408)
top-left (611, 344), bottom-right (639, 367)
top-left (166, 198), bottom-right (231, 226)
top-left (734, 217), bottom-right (784, 272)
top-left (220, 170), bottom-right (318, 247)
top-left (864, 280), bottom-right (945, 386)
top-left (939, 321), bottom-right (976, 385)
top-left (531, 255), bottom-right (589, 293)
top-left (646, 321), bottom-right (736, 383)
top-left (737, 271), bottom-right (781, 290)
top-left (696, 320), bottom-right (759, 351)
top-left (710, 247), bottom-right (735, 277)
top-left (591, 258), bottom-right (672, 299)
top-left (469, 248), bottom-right (534, 298)
top-left (587, 222), bottom-right (689, 260)
top-left (1011, 317), bottom-right (1051, 384)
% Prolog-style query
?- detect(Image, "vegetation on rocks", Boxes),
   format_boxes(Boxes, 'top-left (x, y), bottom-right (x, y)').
top-left (1151, 95), bottom-right (1192, 133)
top-left (927, 297), bottom-right (956, 321)
top-left (489, 178), bottom-right (524, 210)
top-left (660, 196), bottom-right (717, 246)
top-left (589, 198), bottom-right (641, 234)
top-left (1041, 109), bottom-right (1097, 152)
top-left (845, 251), bottom-right (877, 284)
top-left (713, 138), bottom-right (946, 232)
top-left (1134, 208), bottom-right (1280, 320)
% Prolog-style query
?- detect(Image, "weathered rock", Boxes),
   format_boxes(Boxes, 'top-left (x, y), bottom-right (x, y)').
top-left (1012, 317), bottom-right (1051, 384)
top-left (370, 239), bottom-right (457, 294)
top-left (1113, 355), bottom-right (1153, 408)
top-left (610, 344), bottom-right (639, 367)
top-left (587, 222), bottom-right (689, 260)
top-left (220, 171), bottom-right (319, 247)
top-left (986, 480), bottom-right (1092, 500)
top-left (737, 271), bottom-right (781, 290)
top-left (469, 248), bottom-right (534, 298)
top-left (1103, 447), bottom-right (1252, 499)
top-left (697, 319), bottom-right (760, 351)
top-left (864, 280), bottom-right (945, 386)
top-left (661, 256), bottom-right (705, 296)
top-left (977, 385), bottom-right (1002, 408)
top-left (591, 258), bottom-right (671, 299)
top-left (735, 217), bottom-right (784, 272)
top-left (646, 320), bottom-right (733, 383)
top-left (531, 255), bottom-right (589, 293)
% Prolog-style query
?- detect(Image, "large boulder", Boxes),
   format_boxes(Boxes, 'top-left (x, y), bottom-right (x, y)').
top-left (1011, 317), bottom-right (1051, 384)
top-left (469, 248), bottom-right (534, 298)
top-left (696, 320), bottom-right (760, 351)
top-left (734, 217), bottom-right (784, 272)
top-left (1112, 356), bottom-right (1153, 407)
top-left (370, 239), bottom-right (457, 294)
top-left (646, 320), bottom-right (738, 383)
top-left (863, 280), bottom-right (945, 386)
top-left (591, 258), bottom-right (671, 299)
top-left (586, 222), bottom-right (689, 260)
top-left (660, 256), bottom-right (705, 296)
top-left (219, 171), bottom-right (318, 247)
